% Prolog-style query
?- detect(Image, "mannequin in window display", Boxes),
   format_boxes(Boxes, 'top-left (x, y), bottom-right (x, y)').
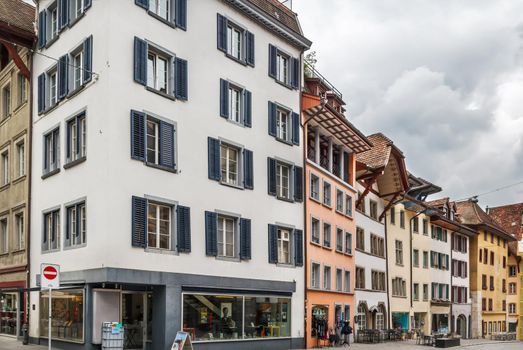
top-left (220, 307), bottom-right (235, 336)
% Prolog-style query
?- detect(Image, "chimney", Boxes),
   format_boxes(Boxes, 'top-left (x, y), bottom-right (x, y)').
top-left (485, 205), bottom-right (489, 214)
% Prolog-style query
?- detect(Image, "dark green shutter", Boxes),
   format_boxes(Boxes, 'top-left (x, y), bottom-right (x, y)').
top-left (243, 149), bottom-right (253, 189)
top-left (267, 157), bottom-right (276, 196)
top-left (205, 211), bottom-right (218, 256)
top-left (240, 218), bottom-right (251, 260)
top-left (207, 137), bottom-right (220, 181)
top-left (246, 31), bottom-right (255, 66)
top-left (37, 74), bottom-right (46, 113)
top-left (38, 11), bottom-right (47, 49)
top-left (244, 90), bottom-right (252, 127)
top-left (134, 37), bottom-right (148, 85)
top-left (175, 0), bottom-right (187, 30)
top-left (135, 0), bottom-right (149, 9)
top-left (130, 110), bottom-right (146, 161)
top-left (294, 229), bottom-right (303, 266)
top-left (175, 57), bottom-right (188, 100)
top-left (217, 14), bottom-right (227, 52)
top-left (291, 112), bottom-right (300, 145)
top-left (268, 224), bottom-right (278, 263)
top-left (268, 44), bottom-right (277, 78)
top-left (83, 36), bottom-right (93, 83)
top-left (58, 54), bottom-right (68, 100)
top-left (177, 206), bottom-right (191, 252)
top-left (219, 79), bottom-right (229, 118)
top-left (294, 166), bottom-right (303, 202)
top-left (132, 196), bottom-right (147, 248)
top-left (268, 101), bottom-right (277, 136)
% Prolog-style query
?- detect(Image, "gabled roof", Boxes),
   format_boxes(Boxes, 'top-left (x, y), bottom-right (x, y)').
top-left (356, 133), bottom-right (396, 170)
top-left (0, 0), bottom-right (35, 46)
top-left (488, 202), bottom-right (523, 239)
top-left (247, 0), bottom-right (301, 34)
top-left (407, 173), bottom-right (442, 201)
top-left (456, 199), bottom-right (516, 241)
top-left (426, 197), bottom-right (449, 208)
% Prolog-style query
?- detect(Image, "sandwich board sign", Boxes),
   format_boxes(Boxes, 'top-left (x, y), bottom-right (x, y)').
top-left (171, 331), bottom-right (193, 350)
top-left (41, 263), bottom-right (60, 289)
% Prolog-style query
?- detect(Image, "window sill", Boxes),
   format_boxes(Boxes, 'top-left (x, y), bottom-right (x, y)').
top-left (64, 243), bottom-right (87, 251)
top-left (41, 101), bottom-right (60, 116)
top-left (273, 136), bottom-right (295, 147)
top-left (395, 263), bottom-right (404, 267)
top-left (310, 240), bottom-right (321, 247)
top-left (43, 35), bottom-right (60, 50)
top-left (272, 77), bottom-right (295, 91)
top-left (223, 52), bottom-right (250, 67)
top-left (42, 248), bottom-right (61, 254)
top-left (0, 252), bottom-right (9, 257)
top-left (13, 101), bottom-right (27, 114)
top-left (322, 245), bottom-right (332, 251)
top-left (275, 195), bottom-right (294, 203)
top-left (145, 161), bottom-right (177, 174)
top-left (276, 263), bottom-right (295, 269)
top-left (219, 180), bottom-right (244, 190)
top-left (64, 156), bottom-right (86, 169)
top-left (145, 247), bottom-right (177, 255)
top-left (335, 248), bottom-right (344, 254)
top-left (147, 11), bottom-right (181, 30)
top-left (309, 196), bottom-right (321, 204)
top-left (146, 86), bottom-right (176, 101)
top-left (67, 84), bottom-right (86, 99)
top-left (344, 252), bottom-right (353, 257)
top-left (42, 168), bottom-right (60, 179)
top-left (67, 12), bottom-right (85, 29)
top-left (322, 202), bottom-right (332, 209)
top-left (216, 256), bottom-right (241, 263)
top-left (10, 248), bottom-right (26, 254)
top-left (0, 183), bottom-right (10, 192)
top-left (12, 175), bottom-right (26, 185)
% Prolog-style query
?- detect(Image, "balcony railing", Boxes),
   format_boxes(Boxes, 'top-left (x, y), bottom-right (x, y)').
top-left (304, 62), bottom-right (343, 100)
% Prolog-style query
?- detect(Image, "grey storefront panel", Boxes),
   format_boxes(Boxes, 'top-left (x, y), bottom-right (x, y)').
top-left (32, 267), bottom-right (301, 350)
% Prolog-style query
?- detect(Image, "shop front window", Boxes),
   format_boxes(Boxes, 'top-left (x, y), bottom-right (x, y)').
top-left (0, 292), bottom-right (19, 336)
top-left (39, 289), bottom-right (84, 343)
top-left (182, 294), bottom-right (291, 342)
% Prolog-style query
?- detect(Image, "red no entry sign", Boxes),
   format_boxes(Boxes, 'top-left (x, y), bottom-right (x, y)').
top-left (41, 263), bottom-right (60, 289)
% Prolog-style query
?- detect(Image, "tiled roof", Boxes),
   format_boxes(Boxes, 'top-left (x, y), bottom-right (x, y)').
top-left (456, 199), bottom-right (516, 241)
top-left (355, 133), bottom-right (395, 170)
top-left (0, 0), bottom-right (35, 36)
top-left (247, 0), bottom-right (301, 34)
top-left (426, 197), bottom-right (449, 208)
top-left (488, 202), bottom-right (523, 239)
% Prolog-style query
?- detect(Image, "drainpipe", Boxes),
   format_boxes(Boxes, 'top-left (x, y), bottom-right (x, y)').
top-left (450, 232), bottom-right (453, 335)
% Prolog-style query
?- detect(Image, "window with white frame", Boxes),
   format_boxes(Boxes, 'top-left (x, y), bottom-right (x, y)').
top-left (276, 52), bottom-right (289, 84)
top-left (146, 118), bottom-right (161, 165)
top-left (310, 173), bottom-right (319, 200)
top-left (355, 267), bottom-right (365, 289)
top-left (357, 304), bottom-right (366, 330)
top-left (369, 200), bottom-right (378, 220)
top-left (48, 68), bottom-right (58, 107)
top-left (392, 277), bottom-right (406, 297)
top-left (147, 202), bottom-right (171, 250)
top-left (336, 189), bottom-right (343, 212)
top-left (71, 0), bottom-right (85, 21)
top-left (66, 113), bottom-right (86, 164)
top-left (147, 50), bottom-right (169, 94)
top-left (18, 73), bottom-right (27, 105)
top-left (149, 0), bottom-right (170, 20)
top-left (43, 127), bottom-right (60, 175)
top-left (220, 143), bottom-right (239, 186)
top-left (2, 84), bottom-right (11, 118)
top-left (395, 240), bottom-right (403, 265)
top-left (227, 23), bottom-right (243, 60)
top-left (413, 283), bottom-right (419, 300)
top-left (323, 266), bottom-right (331, 290)
top-left (217, 215), bottom-right (236, 258)
top-left (344, 270), bottom-right (351, 292)
top-left (1, 148), bottom-right (8, 186)
top-left (276, 162), bottom-right (290, 199)
top-left (228, 85), bottom-right (242, 123)
top-left (345, 194), bottom-right (353, 216)
top-left (72, 50), bottom-right (83, 91)
top-left (16, 140), bottom-right (25, 178)
top-left (49, 4), bottom-right (58, 41)
top-left (336, 268), bottom-right (342, 291)
top-left (509, 303), bottom-right (516, 314)
top-left (277, 227), bottom-right (291, 264)
top-left (311, 217), bottom-right (320, 244)
top-left (311, 262), bottom-right (320, 288)
top-left (66, 202), bottom-right (86, 247)
top-left (345, 231), bottom-right (352, 254)
top-left (509, 265), bottom-right (517, 277)
top-left (323, 222), bottom-right (331, 248)
top-left (0, 217), bottom-right (7, 254)
top-left (509, 282), bottom-right (516, 294)
top-left (276, 107), bottom-right (290, 142)
top-left (14, 211), bottom-right (24, 251)
top-left (323, 181), bottom-right (331, 206)
top-left (43, 209), bottom-right (60, 251)
top-left (423, 284), bottom-right (429, 301)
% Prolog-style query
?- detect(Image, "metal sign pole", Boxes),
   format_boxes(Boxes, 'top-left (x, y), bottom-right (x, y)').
top-left (48, 288), bottom-right (51, 350)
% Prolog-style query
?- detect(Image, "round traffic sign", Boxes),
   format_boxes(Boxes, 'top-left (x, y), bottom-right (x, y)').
top-left (43, 266), bottom-right (58, 280)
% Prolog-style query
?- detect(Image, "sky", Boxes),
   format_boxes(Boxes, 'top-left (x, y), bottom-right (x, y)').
top-left (292, 0), bottom-right (523, 208)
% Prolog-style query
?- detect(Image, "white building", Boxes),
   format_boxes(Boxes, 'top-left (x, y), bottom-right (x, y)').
top-left (30, 1), bottom-right (310, 349)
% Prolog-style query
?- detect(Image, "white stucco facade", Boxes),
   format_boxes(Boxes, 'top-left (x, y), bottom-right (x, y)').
top-left (30, 1), bottom-right (309, 349)
top-left (451, 232), bottom-right (471, 338)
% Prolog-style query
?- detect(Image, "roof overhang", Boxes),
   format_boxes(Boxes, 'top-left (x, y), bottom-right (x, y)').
top-left (224, 0), bottom-right (312, 50)
top-left (0, 21), bottom-right (35, 47)
top-left (303, 100), bottom-right (372, 153)
top-left (429, 215), bottom-right (477, 237)
top-left (466, 223), bottom-right (517, 242)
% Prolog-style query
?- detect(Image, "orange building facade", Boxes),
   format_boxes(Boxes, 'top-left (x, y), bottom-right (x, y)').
top-left (302, 67), bottom-right (371, 348)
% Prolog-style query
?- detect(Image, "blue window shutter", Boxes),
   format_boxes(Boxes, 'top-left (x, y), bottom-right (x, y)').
top-left (291, 57), bottom-right (300, 89)
top-left (64, 210), bottom-right (71, 247)
top-left (205, 211), bottom-right (218, 256)
top-left (268, 224), bottom-right (278, 263)
top-left (268, 101), bottom-right (277, 136)
top-left (219, 79), bottom-right (229, 119)
top-left (175, 0), bottom-right (187, 30)
top-left (159, 121), bottom-right (175, 169)
top-left (58, 54), bottom-right (69, 100)
top-left (294, 165), bottom-right (303, 202)
top-left (37, 74), bottom-right (46, 113)
top-left (267, 157), bottom-right (276, 196)
top-left (132, 196), bottom-right (147, 248)
top-left (246, 31), bottom-right (255, 66)
top-left (243, 89), bottom-right (252, 127)
top-left (268, 44), bottom-right (277, 78)
top-left (294, 229), bottom-right (303, 266)
top-left (207, 137), bottom-right (220, 181)
top-left (291, 112), bottom-right (300, 145)
top-left (133, 37), bottom-right (148, 85)
top-left (84, 0), bottom-right (92, 10)
top-left (42, 215), bottom-right (48, 251)
top-left (175, 57), bottom-right (188, 100)
top-left (83, 35), bottom-right (93, 83)
top-left (59, 0), bottom-right (69, 30)
top-left (240, 218), bottom-right (251, 260)
top-left (176, 205), bottom-right (191, 253)
top-left (130, 110), bottom-right (146, 161)
top-left (75, 204), bottom-right (82, 241)
top-left (217, 14), bottom-right (227, 52)
top-left (243, 149), bottom-right (253, 190)
top-left (135, 0), bottom-right (149, 9)
top-left (38, 11), bottom-right (47, 49)
top-left (343, 152), bottom-right (349, 183)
